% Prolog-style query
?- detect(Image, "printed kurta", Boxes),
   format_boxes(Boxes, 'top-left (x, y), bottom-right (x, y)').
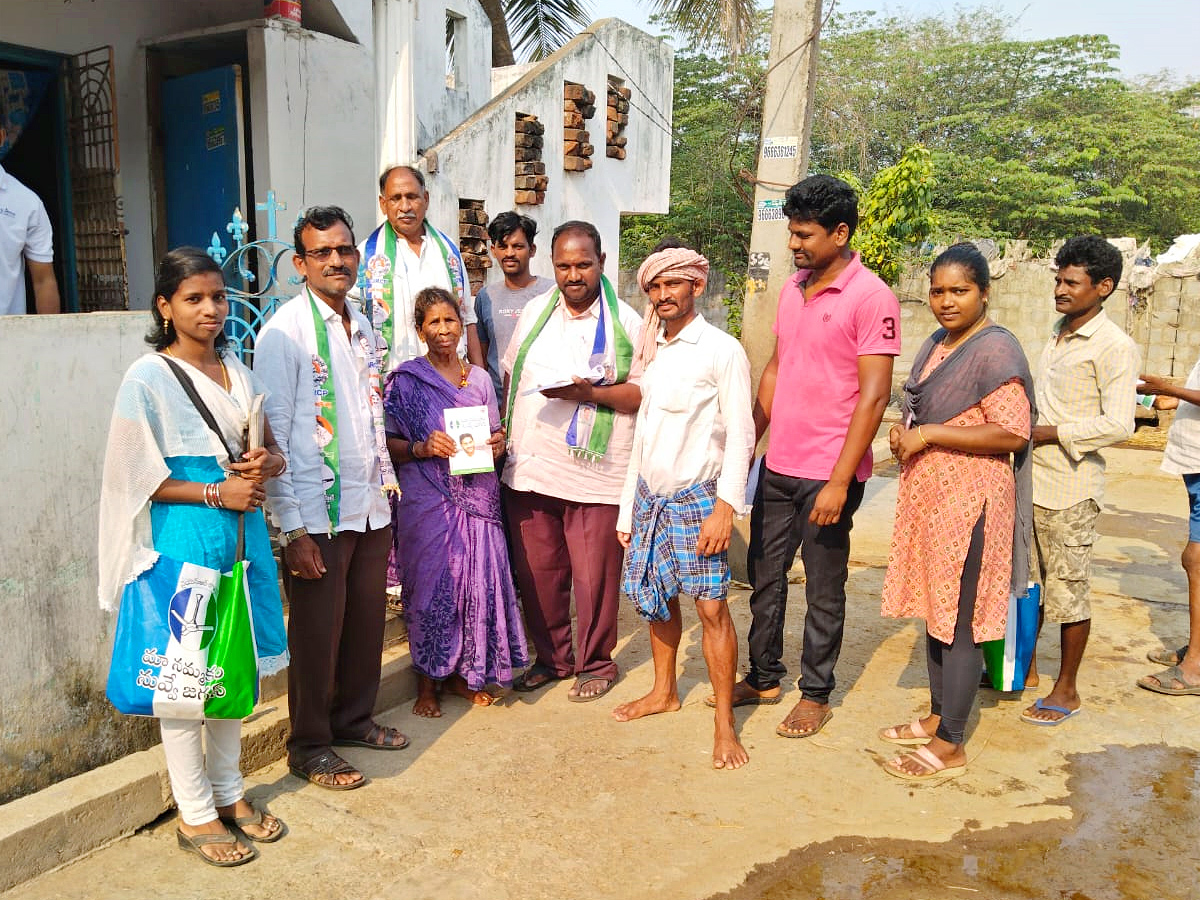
top-left (882, 344), bottom-right (1031, 643)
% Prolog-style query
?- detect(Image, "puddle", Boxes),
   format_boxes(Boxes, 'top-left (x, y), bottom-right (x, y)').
top-left (707, 744), bottom-right (1199, 900)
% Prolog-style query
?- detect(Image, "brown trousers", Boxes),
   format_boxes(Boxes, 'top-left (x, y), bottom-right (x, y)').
top-left (504, 488), bottom-right (622, 680)
top-left (283, 525), bottom-right (391, 765)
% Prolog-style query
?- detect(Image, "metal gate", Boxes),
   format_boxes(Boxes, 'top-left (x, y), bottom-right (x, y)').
top-left (65, 46), bottom-right (128, 311)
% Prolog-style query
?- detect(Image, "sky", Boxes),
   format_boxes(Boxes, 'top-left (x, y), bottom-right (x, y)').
top-left (598, 0), bottom-right (1200, 81)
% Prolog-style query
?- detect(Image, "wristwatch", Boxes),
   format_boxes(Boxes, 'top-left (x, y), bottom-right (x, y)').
top-left (279, 527), bottom-right (308, 547)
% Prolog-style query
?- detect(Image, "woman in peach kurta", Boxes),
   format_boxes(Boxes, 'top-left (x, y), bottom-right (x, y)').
top-left (879, 244), bottom-right (1034, 781)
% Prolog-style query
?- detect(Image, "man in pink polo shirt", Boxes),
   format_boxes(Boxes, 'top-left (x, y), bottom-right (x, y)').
top-left (734, 175), bottom-right (900, 738)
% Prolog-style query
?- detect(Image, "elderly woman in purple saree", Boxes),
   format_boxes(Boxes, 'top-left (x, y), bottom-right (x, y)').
top-left (384, 289), bottom-right (528, 717)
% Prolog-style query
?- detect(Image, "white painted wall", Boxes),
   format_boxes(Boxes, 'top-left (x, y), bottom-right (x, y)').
top-left (0, 312), bottom-right (158, 802)
top-left (247, 21), bottom-right (376, 245)
top-left (423, 19), bottom-right (673, 280)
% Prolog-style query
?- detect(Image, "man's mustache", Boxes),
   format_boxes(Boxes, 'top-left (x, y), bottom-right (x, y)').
top-left (324, 266), bottom-right (353, 276)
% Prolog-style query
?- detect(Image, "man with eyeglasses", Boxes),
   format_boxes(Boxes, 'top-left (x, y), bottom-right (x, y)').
top-left (256, 206), bottom-right (409, 793)
top-left (357, 165), bottom-right (483, 372)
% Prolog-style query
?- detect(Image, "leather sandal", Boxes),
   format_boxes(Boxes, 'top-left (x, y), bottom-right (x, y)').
top-left (289, 750), bottom-right (366, 791)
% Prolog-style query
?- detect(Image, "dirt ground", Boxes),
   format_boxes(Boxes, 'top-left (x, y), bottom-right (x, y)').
top-left (5, 447), bottom-right (1199, 900)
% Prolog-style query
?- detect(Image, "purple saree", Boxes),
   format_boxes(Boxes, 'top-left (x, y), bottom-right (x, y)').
top-left (384, 359), bottom-right (528, 689)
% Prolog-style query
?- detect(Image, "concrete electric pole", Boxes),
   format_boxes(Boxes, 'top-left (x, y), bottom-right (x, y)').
top-left (740, 0), bottom-right (823, 386)
top-left (731, 0), bottom-right (823, 578)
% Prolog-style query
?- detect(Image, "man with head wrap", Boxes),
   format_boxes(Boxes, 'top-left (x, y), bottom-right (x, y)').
top-left (612, 244), bottom-right (756, 769)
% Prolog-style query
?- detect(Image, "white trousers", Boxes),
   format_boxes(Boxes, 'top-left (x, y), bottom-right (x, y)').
top-left (159, 718), bottom-right (244, 825)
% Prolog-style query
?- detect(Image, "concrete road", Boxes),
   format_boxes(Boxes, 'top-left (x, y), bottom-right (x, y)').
top-left (5, 448), bottom-right (1197, 900)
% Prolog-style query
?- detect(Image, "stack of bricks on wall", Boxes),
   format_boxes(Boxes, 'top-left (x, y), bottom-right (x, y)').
top-left (563, 81), bottom-right (596, 172)
top-left (515, 113), bottom-right (547, 205)
top-left (458, 199), bottom-right (490, 296)
top-left (606, 80), bottom-right (630, 160)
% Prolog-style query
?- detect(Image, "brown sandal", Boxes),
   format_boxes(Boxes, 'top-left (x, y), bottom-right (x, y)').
top-left (289, 750), bottom-right (366, 790)
top-left (332, 723), bottom-right (410, 751)
top-left (219, 803), bottom-right (286, 842)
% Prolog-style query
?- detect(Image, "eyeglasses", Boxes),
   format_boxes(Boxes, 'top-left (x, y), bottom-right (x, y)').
top-left (303, 245), bottom-right (358, 261)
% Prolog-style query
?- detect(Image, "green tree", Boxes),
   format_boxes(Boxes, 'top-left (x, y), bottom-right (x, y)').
top-left (840, 145), bottom-right (936, 285)
top-left (485, 0), bottom-right (758, 65)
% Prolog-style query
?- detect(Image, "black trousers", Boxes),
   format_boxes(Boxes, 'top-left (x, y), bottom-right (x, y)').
top-left (745, 467), bottom-right (865, 703)
top-left (928, 512), bottom-right (987, 744)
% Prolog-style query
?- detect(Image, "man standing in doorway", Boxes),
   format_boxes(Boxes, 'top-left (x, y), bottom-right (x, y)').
top-left (256, 206), bottom-right (408, 791)
top-left (475, 211), bottom-right (553, 400)
top-left (357, 165), bottom-right (483, 371)
top-left (0, 125), bottom-right (60, 314)
top-left (503, 220), bottom-right (642, 702)
top-left (612, 244), bottom-right (755, 770)
top-left (1022, 235), bottom-right (1139, 725)
top-left (733, 175), bottom-right (899, 739)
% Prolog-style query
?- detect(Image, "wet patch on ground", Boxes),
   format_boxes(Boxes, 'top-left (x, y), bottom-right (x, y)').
top-left (708, 744), bottom-right (1200, 900)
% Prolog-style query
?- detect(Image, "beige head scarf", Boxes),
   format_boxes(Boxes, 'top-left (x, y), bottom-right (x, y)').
top-left (634, 247), bottom-right (710, 366)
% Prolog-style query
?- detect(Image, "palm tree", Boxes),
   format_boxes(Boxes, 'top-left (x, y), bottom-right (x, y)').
top-left (484, 0), bottom-right (759, 66)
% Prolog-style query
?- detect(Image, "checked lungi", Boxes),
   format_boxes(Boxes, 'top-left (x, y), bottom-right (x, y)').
top-left (622, 477), bottom-right (729, 622)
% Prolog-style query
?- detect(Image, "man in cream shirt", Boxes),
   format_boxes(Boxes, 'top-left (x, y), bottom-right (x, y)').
top-left (611, 243), bottom-right (754, 770)
top-left (502, 220), bottom-right (642, 702)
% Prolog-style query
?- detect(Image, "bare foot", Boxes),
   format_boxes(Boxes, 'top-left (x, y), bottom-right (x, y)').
top-left (1024, 672), bottom-right (1040, 688)
top-left (179, 819), bottom-right (252, 863)
top-left (712, 722), bottom-right (749, 770)
top-left (413, 675), bottom-right (442, 718)
top-left (611, 692), bottom-right (680, 722)
top-left (216, 799), bottom-right (281, 841)
top-left (446, 675), bottom-right (496, 707)
top-left (776, 699), bottom-right (832, 738)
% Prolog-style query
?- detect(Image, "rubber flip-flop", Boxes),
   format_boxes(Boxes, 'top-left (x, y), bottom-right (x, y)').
top-left (513, 665), bottom-right (568, 693)
top-left (1019, 698), bottom-right (1083, 726)
top-left (176, 828), bottom-right (258, 867)
top-left (1137, 665), bottom-right (1200, 696)
top-left (567, 673), bottom-right (616, 703)
top-left (883, 745), bottom-right (966, 781)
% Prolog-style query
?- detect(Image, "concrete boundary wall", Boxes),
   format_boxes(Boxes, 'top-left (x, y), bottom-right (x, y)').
top-left (893, 246), bottom-right (1200, 385)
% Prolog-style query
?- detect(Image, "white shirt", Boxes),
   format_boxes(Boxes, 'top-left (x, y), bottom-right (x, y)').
top-left (0, 164), bottom-right (54, 315)
top-left (1162, 356), bottom-right (1200, 476)
top-left (354, 226), bottom-right (477, 370)
top-left (617, 314), bottom-right (755, 532)
top-left (501, 287), bottom-right (643, 504)
top-left (255, 291), bottom-right (390, 534)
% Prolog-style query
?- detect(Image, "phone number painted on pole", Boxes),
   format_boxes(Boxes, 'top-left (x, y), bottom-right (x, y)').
top-left (762, 136), bottom-right (799, 160)
top-left (755, 199), bottom-right (786, 222)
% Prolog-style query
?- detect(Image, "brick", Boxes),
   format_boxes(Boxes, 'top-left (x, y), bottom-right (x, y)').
top-left (563, 156), bottom-right (588, 172)
top-left (584, 89), bottom-right (596, 105)
top-left (564, 83), bottom-right (587, 101)
top-left (606, 107), bottom-right (628, 125)
top-left (580, 104), bottom-right (596, 119)
top-left (582, 157), bottom-right (593, 170)
top-left (514, 189), bottom-right (540, 204)
top-left (563, 141), bottom-right (581, 156)
top-left (534, 190), bottom-right (546, 203)
top-left (515, 175), bottom-right (540, 190)
top-left (619, 86), bottom-right (631, 99)
top-left (563, 128), bottom-right (590, 143)
top-left (515, 161), bottom-right (546, 175)
top-left (515, 148), bottom-right (540, 162)
top-left (515, 133), bottom-right (544, 149)
top-left (580, 143), bottom-right (594, 157)
top-left (564, 111), bottom-right (584, 129)
top-left (460, 223), bottom-right (487, 239)
top-left (515, 117), bottom-right (541, 134)
top-left (458, 208), bottom-right (488, 226)
top-left (606, 146), bottom-right (626, 160)
top-left (533, 175), bottom-right (549, 190)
